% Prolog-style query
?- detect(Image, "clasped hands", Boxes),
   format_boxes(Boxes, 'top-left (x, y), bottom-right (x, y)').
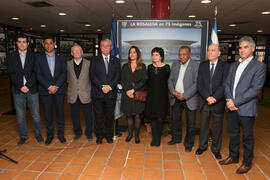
top-left (206, 96), bottom-right (216, 105)
top-left (102, 85), bottom-right (112, 94)
top-left (126, 89), bottom-right (135, 99)
top-left (20, 86), bottom-right (29, 93)
top-left (226, 99), bottom-right (238, 111)
top-left (173, 92), bottom-right (185, 101)
top-left (48, 85), bottom-right (59, 94)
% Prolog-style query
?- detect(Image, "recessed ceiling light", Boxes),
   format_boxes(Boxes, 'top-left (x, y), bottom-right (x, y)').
top-left (97, 29), bottom-right (102, 32)
top-left (229, 24), bottom-right (237, 27)
top-left (58, 12), bottom-right (67, 16)
top-left (201, 0), bottom-right (211, 4)
top-left (257, 30), bottom-right (263, 33)
top-left (11, 17), bottom-right (20, 20)
top-left (40, 24), bottom-right (46, 28)
top-left (261, 11), bottom-right (270, 15)
top-left (217, 29), bottom-right (222, 32)
top-left (84, 24), bottom-right (91, 27)
top-left (126, 15), bottom-right (133, 18)
top-left (59, 29), bottom-right (65, 32)
top-left (188, 15), bottom-right (196, 18)
top-left (115, 0), bottom-right (125, 3)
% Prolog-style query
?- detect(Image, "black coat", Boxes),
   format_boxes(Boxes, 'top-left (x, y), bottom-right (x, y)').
top-left (8, 50), bottom-right (38, 94)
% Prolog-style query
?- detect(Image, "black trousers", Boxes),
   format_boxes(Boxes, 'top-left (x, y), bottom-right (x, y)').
top-left (171, 100), bottom-right (196, 148)
top-left (227, 111), bottom-right (254, 166)
top-left (198, 104), bottom-right (223, 152)
top-left (40, 94), bottom-right (65, 138)
top-left (92, 97), bottom-right (116, 139)
top-left (70, 97), bottom-right (92, 138)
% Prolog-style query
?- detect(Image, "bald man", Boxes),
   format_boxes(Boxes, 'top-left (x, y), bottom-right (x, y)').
top-left (195, 44), bottom-right (229, 159)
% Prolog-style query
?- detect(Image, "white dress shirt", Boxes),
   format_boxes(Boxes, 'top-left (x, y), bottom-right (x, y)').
top-left (233, 56), bottom-right (253, 98)
top-left (209, 59), bottom-right (218, 74)
top-left (175, 59), bottom-right (190, 94)
top-left (19, 51), bottom-right (27, 85)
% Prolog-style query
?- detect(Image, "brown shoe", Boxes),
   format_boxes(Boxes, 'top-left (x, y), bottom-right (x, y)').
top-left (219, 157), bottom-right (238, 165)
top-left (236, 164), bottom-right (251, 174)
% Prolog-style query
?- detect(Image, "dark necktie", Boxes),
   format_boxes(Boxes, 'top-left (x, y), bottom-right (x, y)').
top-left (210, 63), bottom-right (215, 95)
top-left (105, 56), bottom-right (109, 74)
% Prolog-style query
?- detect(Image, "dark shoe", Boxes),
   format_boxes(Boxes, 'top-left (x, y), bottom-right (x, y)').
top-left (17, 138), bottom-right (27, 146)
top-left (86, 135), bottom-right (93, 141)
top-left (168, 140), bottom-right (181, 145)
top-left (36, 135), bottom-right (44, 143)
top-left (125, 134), bottom-right (133, 142)
top-left (236, 164), bottom-right (252, 174)
top-left (185, 147), bottom-right (192, 152)
top-left (58, 136), bottom-right (66, 143)
top-left (106, 138), bottom-right (113, 144)
top-left (213, 152), bottom-right (222, 159)
top-left (45, 137), bottom-right (53, 145)
top-left (150, 141), bottom-right (156, 146)
top-left (73, 134), bottom-right (82, 141)
top-left (116, 131), bottom-right (122, 137)
top-left (195, 148), bottom-right (206, 155)
top-left (219, 157), bottom-right (238, 165)
top-left (96, 137), bottom-right (102, 144)
top-left (135, 135), bottom-right (140, 144)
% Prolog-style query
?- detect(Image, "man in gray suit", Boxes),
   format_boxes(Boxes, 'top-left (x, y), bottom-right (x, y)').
top-left (219, 36), bottom-right (266, 174)
top-left (168, 46), bottom-right (199, 152)
top-left (67, 45), bottom-right (92, 141)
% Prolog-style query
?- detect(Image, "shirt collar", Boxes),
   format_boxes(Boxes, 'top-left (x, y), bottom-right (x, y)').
top-left (181, 58), bottom-right (190, 66)
top-left (19, 50), bottom-right (27, 57)
top-left (239, 56), bottom-right (253, 64)
top-left (45, 51), bottom-right (55, 57)
top-left (102, 54), bottom-right (110, 60)
top-left (209, 59), bottom-right (218, 65)
top-left (74, 58), bottom-right (83, 65)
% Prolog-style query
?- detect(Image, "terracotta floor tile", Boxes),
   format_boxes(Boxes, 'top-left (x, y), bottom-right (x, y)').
top-left (128, 151), bottom-right (144, 159)
top-left (114, 144), bottom-right (130, 151)
top-left (163, 153), bottom-right (179, 160)
top-left (94, 150), bottom-right (111, 158)
top-left (180, 153), bottom-right (198, 162)
top-left (146, 145), bottom-right (162, 152)
top-left (7, 161), bottom-right (31, 170)
top-left (26, 161), bottom-right (49, 171)
top-left (54, 155), bottom-right (73, 163)
top-left (0, 170), bottom-right (20, 180)
top-left (0, 159), bottom-right (12, 168)
top-left (102, 167), bottom-right (124, 177)
top-left (246, 172), bottom-right (268, 180)
top-left (220, 164), bottom-right (239, 172)
top-left (123, 168), bottom-right (143, 178)
top-left (163, 160), bottom-right (182, 170)
top-left (201, 162), bottom-right (221, 172)
top-left (110, 151), bottom-right (128, 159)
top-left (108, 158), bottom-right (125, 167)
top-left (71, 156), bottom-right (90, 165)
top-left (37, 172), bottom-right (60, 180)
top-left (37, 153), bottom-right (58, 162)
top-left (130, 144), bottom-right (145, 152)
top-left (79, 175), bottom-right (100, 180)
top-left (225, 173), bottom-right (247, 180)
top-left (204, 171), bottom-right (226, 180)
top-left (101, 176), bottom-right (122, 180)
top-left (19, 152), bottom-right (40, 161)
top-left (126, 159), bottom-right (144, 168)
top-left (143, 168), bottom-right (163, 179)
top-left (15, 171), bottom-right (40, 180)
top-left (184, 171), bottom-right (205, 180)
top-left (182, 161), bottom-right (202, 171)
top-left (77, 149), bottom-right (94, 157)
top-left (60, 148), bottom-right (79, 156)
top-left (163, 145), bottom-right (178, 153)
top-left (254, 156), bottom-right (270, 165)
top-left (45, 162), bottom-right (67, 173)
top-left (64, 164), bottom-right (85, 174)
top-left (258, 165), bottom-right (270, 176)
top-left (164, 170), bottom-right (184, 180)
top-left (89, 157), bottom-right (108, 166)
top-left (145, 159), bottom-right (162, 169)
top-left (145, 152), bottom-right (162, 159)
top-left (58, 174), bottom-right (79, 180)
top-left (83, 165), bottom-right (104, 176)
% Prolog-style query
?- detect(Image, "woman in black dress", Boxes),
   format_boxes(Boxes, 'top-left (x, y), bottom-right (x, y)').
top-left (145, 47), bottom-right (170, 146)
top-left (121, 46), bottom-right (147, 144)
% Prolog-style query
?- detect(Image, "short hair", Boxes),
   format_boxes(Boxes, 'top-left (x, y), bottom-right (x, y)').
top-left (100, 39), bottom-right (112, 46)
top-left (151, 47), bottom-right (164, 61)
top-left (71, 44), bottom-right (83, 52)
top-left (239, 36), bottom-right (255, 48)
top-left (179, 46), bottom-right (191, 53)
top-left (16, 34), bottom-right (29, 42)
top-left (43, 36), bottom-right (55, 42)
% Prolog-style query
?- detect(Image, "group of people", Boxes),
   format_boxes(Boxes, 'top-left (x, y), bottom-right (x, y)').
top-left (8, 34), bottom-right (266, 174)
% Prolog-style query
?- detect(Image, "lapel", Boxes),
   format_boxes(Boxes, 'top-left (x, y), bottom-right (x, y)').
top-left (69, 60), bottom-right (77, 80)
top-left (174, 61), bottom-right (180, 84)
top-left (183, 59), bottom-right (193, 82)
top-left (231, 61), bottom-right (240, 89)
top-left (42, 52), bottom-right (53, 78)
top-left (54, 53), bottom-right (60, 77)
top-left (237, 58), bottom-right (255, 85)
top-left (23, 51), bottom-right (31, 73)
top-left (211, 59), bottom-right (221, 82)
top-left (107, 55), bottom-right (114, 75)
top-left (14, 51), bottom-right (24, 73)
top-left (99, 55), bottom-right (107, 75)
top-left (78, 59), bottom-right (86, 79)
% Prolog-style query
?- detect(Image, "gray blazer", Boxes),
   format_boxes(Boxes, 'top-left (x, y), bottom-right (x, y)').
top-left (168, 59), bottom-right (199, 110)
top-left (67, 59), bottom-right (91, 104)
top-left (224, 58), bottom-right (266, 117)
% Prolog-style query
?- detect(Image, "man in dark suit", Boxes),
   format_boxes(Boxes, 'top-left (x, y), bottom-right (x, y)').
top-left (67, 45), bottom-right (92, 141)
top-left (219, 36), bottom-right (266, 174)
top-left (168, 46), bottom-right (199, 152)
top-left (8, 34), bottom-right (43, 146)
top-left (35, 36), bottom-right (67, 145)
top-left (195, 44), bottom-right (229, 159)
top-left (90, 39), bottom-right (121, 144)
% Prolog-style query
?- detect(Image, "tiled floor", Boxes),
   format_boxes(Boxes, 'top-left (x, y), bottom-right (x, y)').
top-left (0, 77), bottom-right (270, 180)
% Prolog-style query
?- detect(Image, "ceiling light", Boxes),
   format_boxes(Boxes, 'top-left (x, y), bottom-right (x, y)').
top-left (229, 24), bottom-right (237, 27)
top-left (11, 17), bottom-right (20, 20)
top-left (84, 24), bottom-right (91, 27)
top-left (97, 29), bottom-right (102, 32)
top-left (201, 0), bottom-right (211, 4)
top-left (217, 29), bottom-right (221, 32)
top-left (58, 12), bottom-right (67, 16)
top-left (257, 30), bottom-right (263, 33)
top-left (115, 0), bottom-right (125, 3)
top-left (59, 29), bottom-right (65, 32)
top-left (188, 15), bottom-right (196, 18)
top-left (40, 24), bottom-right (46, 28)
top-left (261, 11), bottom-right (270, 15)
top-left (126, 15), bottom-right (133, 18)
